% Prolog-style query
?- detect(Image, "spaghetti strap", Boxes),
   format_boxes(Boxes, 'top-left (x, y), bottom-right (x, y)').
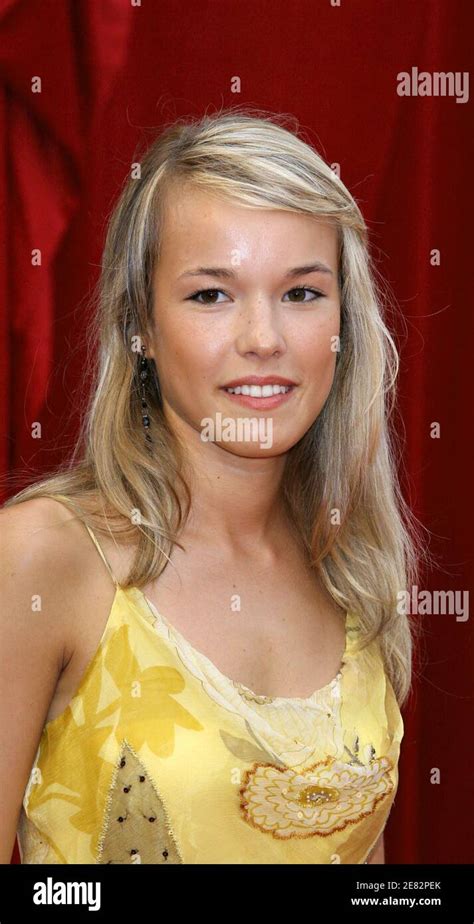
top-left (82, 523), bottom-right (119, 588)
top-left (46, 492), bottom-right (119, 589)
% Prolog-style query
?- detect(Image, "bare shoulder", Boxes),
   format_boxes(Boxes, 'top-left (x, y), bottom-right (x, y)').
top-left (0, 494), bottom-right (125, 673)
top-left (1, 495), bottom-right (92, 611)
top-left (1, 496), bottom-right (101, 613)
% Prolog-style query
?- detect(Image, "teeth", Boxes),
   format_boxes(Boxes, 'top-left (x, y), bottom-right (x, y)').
top-left (225, 384), bottom-right (292, 396)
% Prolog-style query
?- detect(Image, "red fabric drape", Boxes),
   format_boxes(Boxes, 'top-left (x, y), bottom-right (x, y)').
top-left (1, 0), bottom-right (472, 865)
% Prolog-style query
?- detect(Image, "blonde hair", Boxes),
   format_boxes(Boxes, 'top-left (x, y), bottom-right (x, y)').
top-left (3, 105), bottom-right (432, 707)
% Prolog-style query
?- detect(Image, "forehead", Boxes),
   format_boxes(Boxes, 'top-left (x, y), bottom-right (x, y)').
top-left (157, 182), bottom-right (340, 272)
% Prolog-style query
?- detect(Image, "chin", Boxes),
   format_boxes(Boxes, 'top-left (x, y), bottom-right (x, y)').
top-left (215, 434), bottom-right (298, 458)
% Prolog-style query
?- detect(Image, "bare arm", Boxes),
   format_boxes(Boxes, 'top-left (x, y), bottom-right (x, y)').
top-left (0, 498), bottom-right (79, 863)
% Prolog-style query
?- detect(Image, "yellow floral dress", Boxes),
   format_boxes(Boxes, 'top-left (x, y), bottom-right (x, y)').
top-left (17, 496), bottom-right (404, 865)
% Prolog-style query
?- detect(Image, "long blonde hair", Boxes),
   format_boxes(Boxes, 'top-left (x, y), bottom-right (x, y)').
top-left (3, 105), bottom-right (431, 707)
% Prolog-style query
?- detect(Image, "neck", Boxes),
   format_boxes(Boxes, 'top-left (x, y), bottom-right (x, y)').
top-left (165, 407), bottom-right (293, 557)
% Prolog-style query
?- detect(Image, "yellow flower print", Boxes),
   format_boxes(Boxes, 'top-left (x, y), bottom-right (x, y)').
top-left (239, 754), bottom-right (395, 839)
top-left (102, 624), bottom-right (204, 757)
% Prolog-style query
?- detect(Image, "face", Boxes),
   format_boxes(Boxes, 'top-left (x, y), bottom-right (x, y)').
top-left (146, 183), bottom-right (341, 457)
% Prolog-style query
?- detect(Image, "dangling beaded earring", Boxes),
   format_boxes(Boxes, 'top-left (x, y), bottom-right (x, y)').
top-left (139, 343), bottom-right (152, 447)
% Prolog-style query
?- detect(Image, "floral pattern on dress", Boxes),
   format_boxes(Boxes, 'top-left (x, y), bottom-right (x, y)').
top-left (239, 752), bottom-right (394, 839)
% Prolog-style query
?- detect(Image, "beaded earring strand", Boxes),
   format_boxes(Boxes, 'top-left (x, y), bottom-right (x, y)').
top-left (139, 343), bottom-right (153, 448)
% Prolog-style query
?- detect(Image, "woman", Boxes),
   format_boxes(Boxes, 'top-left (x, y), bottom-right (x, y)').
top-left (0, 107), bottom-right (425, 864)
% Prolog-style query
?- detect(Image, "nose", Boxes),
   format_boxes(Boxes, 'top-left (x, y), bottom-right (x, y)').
top-left (234, 296), bottom-right (287, 359)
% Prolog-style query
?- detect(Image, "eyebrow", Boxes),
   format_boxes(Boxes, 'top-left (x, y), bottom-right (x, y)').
top-left (178, 261), bottom-right (334, 280)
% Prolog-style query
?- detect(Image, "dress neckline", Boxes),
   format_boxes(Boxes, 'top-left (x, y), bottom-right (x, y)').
top-left (129, 585), bottom-right (355, 706)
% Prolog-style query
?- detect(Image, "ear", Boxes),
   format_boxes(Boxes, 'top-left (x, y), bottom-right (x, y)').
top-left (143, 323), bottom-right (156, 361)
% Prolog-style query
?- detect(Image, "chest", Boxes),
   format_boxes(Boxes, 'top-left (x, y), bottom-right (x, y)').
top-left (140, 545), bottom-right (347, 699)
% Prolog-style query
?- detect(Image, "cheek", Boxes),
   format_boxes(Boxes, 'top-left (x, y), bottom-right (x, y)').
top-left (314, 342), bottom-right (338, 391)
top-left (153, 317), bottom-right (224, 393)
top-left (296, 314), bottom-right (340, 390)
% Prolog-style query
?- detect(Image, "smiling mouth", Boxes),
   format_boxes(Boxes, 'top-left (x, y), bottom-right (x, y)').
top-left (223, 383), bottom-right (292, 397)
top-left (219, 383), bottom-right (297, 409)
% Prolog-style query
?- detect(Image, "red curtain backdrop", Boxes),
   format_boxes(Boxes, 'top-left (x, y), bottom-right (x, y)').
top-left (1, 0), bottom-right (472, 865)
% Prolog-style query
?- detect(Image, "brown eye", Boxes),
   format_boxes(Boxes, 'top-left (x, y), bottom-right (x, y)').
top-left (188, 288), bottom-right (227, 304)
top-left (285, 287), bottom-right (324, 302)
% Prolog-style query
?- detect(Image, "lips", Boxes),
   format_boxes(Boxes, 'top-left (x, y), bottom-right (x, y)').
top-left (220, 383), bottom-right (296, 410)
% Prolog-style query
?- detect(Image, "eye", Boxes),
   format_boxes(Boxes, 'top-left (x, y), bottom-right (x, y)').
top-left (283, 287), bottom-right (325, 303)
top-left (187, 288), bottom-right (228, 305)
